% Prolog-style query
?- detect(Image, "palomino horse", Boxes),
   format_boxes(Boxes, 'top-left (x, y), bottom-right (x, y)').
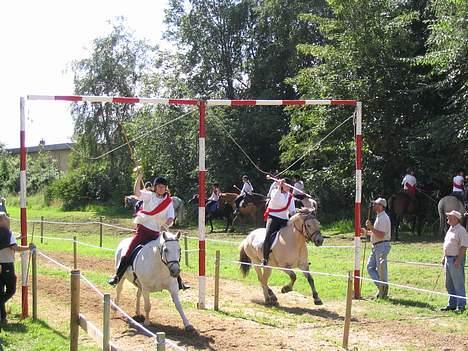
top-left (387, 191), bottom-right (425, 240)
top-left (114, 231), bottom-right (194, 331)
top-left (437, 196), bottom-right (466, 236)
top-left (125, 195), bottom-right (185, 226)
top-left (239, 208), bottom-right (324, 305)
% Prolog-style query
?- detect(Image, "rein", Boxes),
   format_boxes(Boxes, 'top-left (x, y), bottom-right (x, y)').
top-left (159, 238), bottom-right (181, 268)
top-left (294, 216), bottom-right (320, 242)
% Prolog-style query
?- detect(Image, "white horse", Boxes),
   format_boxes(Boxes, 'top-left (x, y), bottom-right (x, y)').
top-left (114, 231), bottom-right (194, 331)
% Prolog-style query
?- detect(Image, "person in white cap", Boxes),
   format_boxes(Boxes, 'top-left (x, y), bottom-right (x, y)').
top-left (364, 197), bottom-right (391, 298)
top-left (441, 210), bottom-right (468, 312)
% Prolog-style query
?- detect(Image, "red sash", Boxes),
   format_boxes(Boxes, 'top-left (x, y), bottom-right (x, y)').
top-left (453, 182), bottom-right (464, 190)
top-left (264, 193), bottom-right (293, 221)
top-left (405, 183), bottom-right (416, 195)
top-left (137, 195), bottom-right (172, 216)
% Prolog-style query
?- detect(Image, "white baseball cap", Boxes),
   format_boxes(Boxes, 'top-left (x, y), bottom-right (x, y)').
top-left (373, 197), bottom-right (387, 207)
top-left (445, 210), bottom-right (462, 220)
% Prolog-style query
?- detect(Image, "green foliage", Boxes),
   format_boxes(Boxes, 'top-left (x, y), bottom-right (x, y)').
top-left (49, 164), bottom-right (112, 210)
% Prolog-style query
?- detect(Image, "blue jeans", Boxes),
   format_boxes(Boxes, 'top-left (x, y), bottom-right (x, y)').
top-left (445, 256), bottom-right (466, 309)
top-left (367, 242), bottom-right (391, 290)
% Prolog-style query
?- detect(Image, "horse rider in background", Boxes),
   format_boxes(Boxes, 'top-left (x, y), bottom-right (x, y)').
top-left (451, 169), bottom-right (466, 205)
top-left (206, 183), bottom-right (221, 214)
top-left (262, 178), bottom-right (296, 266)
top-left (109, 170), bottom-right (189, 290)
top-left (234, 175), bottom-right (254, 214)
top-left (401, 168), bottom-right (417, 197)
top-left (292, 175), bottom-right (305, 207)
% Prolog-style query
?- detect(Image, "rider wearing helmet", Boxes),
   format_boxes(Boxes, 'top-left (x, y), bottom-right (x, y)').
top-left (108, 172), bottom-right (175, 286)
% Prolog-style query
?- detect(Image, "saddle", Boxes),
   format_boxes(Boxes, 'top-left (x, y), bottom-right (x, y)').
top-left (126, 239), bottom-right (158, 285)
top-left (252, 230), bottom-right (280, 252)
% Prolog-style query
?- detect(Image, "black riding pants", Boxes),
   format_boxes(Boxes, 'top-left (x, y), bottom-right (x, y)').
top-left (263, 216), bottom-right (288, 262)
top-left (0, 263), bottom-right (16, 319)
top-left (235, 194), bottom-right (246, 209)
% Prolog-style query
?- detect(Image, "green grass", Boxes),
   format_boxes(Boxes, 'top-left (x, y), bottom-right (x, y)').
top-left (0, 303), bottom-right (99, 351)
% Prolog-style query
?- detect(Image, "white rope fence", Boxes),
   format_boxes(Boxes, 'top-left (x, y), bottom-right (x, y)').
top-left (36, 250), bottom-right (186, 351)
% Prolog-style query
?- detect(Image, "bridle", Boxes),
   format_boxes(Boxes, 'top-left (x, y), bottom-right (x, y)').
top-left (294, 214), bottom-right (321, 243)
top-left (159, 238), bottom-right (181, 269)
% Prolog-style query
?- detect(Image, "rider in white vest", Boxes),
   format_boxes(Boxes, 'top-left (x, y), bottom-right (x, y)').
top-left (401, 168), bottom-right (417, 197)
top-left (234, 175), bottom-right (254, 214)
top-left (451, 169), bottom-right (465, 203)
top-left (262, 179), bottom-right (296, 265)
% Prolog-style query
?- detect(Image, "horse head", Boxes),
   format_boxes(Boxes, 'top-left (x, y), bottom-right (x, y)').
top-left (160, 231), bottom-right (182, 278)
top-left (294, 208), bottom-right (323, 246)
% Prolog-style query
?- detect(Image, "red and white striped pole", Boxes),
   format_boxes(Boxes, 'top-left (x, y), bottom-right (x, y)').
top-left (354, 102), bottom-right (363, 298)
top-left (19, 97), bottom-right (29, 317)
top-left (197, 100), bottom-right (206, 309)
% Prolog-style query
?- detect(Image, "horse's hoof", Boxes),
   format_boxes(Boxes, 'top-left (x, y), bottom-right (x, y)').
top-left (281, 286), bottom-right (292, 294)
top-left (185, 325), bottom-right (195, 333)
top-left (143, 319), bottom-right (150, 327)
top-left (314, 299), bottom-right (323, 305)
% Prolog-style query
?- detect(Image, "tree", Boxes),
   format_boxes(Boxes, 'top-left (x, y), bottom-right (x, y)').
top-left (283, 0), bottom-right (430, 213)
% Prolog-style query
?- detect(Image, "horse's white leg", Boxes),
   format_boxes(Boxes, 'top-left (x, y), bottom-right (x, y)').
top-left (135, 287), bottom-right (142, 316)
top-left (253, 265), bottom-right (270, 302)
top-left (299, 262), bottom-right (322, 305)
top-left (142, 289), bottom-right (151, 326)
top-left (169, 282), bottom-right (194, 331)
top-left (115, 278), bottom-right (125, 306)
top-left (260, 267), bottom-right (277, 305)
top-left (281, 268), bottom-right (296, 293)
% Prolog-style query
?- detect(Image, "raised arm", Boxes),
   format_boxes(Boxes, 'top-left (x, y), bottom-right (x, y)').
top-left (134, 173), bottom-right (143, 197)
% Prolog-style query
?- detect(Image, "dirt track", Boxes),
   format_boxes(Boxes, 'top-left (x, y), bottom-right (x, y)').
top-left (21, 251), bottom-right (468, 350)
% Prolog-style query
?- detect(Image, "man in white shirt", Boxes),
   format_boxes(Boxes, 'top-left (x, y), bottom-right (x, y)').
top-left (109, 172), bottom-right (175, 286)
top-left (440, 210), bottom-right (468, 312)
top-left (364, 197), bottom-right (391, 298)
top-left (401, 168), bottom-right (417, 197)
top-left (451, 169), bottom-right (465, 203)
top-left (262, 179), bottom-right (296, 265)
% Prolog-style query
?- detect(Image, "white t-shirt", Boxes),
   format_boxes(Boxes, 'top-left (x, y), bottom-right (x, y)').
top-left (240, 182), bottom-right (253, 196)
top-left (293, 181), bottom-right (304, 195)
top-left (0, 232), bottom-right (16, 263)
top-left (444, 224), bottom-right (468, 256)
top-left (401, 174), bottom-right (416, 189)
top-left (208, 190), bottom-right (220, 202)
top-left (267, 188), bottom-right (296, 220)
top-left (453, 175), bottom-right (464, 192)
top-left (133, 190), bottom-right (175, 231)
top-left (371, 211), bottom-right (391, 244)
top-left (267, 182), bottom-right (277, 198)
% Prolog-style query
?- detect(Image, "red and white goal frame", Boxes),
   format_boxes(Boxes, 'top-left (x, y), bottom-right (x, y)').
top-left (19, 95), bottom-right (362, 317)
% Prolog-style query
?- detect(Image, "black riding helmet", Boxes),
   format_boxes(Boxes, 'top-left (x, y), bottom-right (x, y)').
top-left (153, 176), bottom-right (168, 187)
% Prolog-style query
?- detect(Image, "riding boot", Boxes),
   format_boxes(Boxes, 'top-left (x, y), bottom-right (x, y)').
top-left (108, 256), bottom-right (129, 286)
top-left (177, 275), bottom-right (190, 290)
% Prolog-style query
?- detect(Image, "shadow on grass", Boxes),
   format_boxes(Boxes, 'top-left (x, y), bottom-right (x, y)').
top-left (386, 297), bottom-right (437, 310)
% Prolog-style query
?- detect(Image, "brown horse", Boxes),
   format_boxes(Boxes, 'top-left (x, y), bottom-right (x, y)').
top-left (387, 191), bottom-right (425, 240)
top-left (221, 192), bottom-right (266, 230)
top-left (239, 208), bottom-right (323, 305)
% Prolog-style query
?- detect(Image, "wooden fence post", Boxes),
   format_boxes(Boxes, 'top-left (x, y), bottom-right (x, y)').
top-left (342, 271), bottom-right (354, 349)
top-left (103, 294), bottom-right (110, 351)
top-left (156, 332), bottom-right (166, 351)
top-left (73, 236), bottom-right (77, 270)
top-left (184, 233), bottom-right (189, 267)
top-left (70, 270), bottom-right (80, 351)
top-left (99, 216), bottom-right (103, 247)
top-left (40, 216), bottom-right (44, 243)
top-left (214, 250), bottom-right (220, 311)
top-left (32, 249), bottom-right (37, 321)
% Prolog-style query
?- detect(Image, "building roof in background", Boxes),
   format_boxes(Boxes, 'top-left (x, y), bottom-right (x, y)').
top-left (7, 143), bottom-right (74, 154)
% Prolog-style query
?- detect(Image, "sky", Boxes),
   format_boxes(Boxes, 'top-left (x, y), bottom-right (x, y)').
top-left (0, 0), bottom-right (169, 148)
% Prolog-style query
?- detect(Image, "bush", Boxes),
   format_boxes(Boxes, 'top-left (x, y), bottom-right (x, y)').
top-left (50, 164), bottom-right (113, 210)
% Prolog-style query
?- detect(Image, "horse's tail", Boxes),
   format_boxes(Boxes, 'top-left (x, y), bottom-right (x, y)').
top-left (239, 243), bottom-right (251, 277)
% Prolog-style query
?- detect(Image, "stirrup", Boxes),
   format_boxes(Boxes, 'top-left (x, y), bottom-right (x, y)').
top-left (108, 275), bottom-right (120, 286)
